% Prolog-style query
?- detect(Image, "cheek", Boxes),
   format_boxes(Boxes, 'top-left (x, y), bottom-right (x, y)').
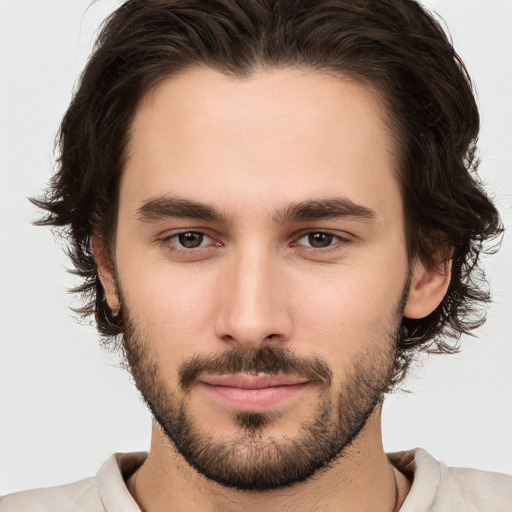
top-left (290, 256), bottom-right (407, 361)
top-left (117, 250), bottom-right (220, 355)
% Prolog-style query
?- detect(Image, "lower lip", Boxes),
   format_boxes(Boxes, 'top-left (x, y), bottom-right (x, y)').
top-left (199, 382), bottom-right (311, 412)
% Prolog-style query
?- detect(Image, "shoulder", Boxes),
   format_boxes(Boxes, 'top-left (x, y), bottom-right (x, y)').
top-left (0, 452), bottom-right (146, 512)
top-left (436, 464), bottom-right (512, 511)
top-left (389, 448), bottom-right (512, 512)
top-left (0, 477), bottom-right (102, 512)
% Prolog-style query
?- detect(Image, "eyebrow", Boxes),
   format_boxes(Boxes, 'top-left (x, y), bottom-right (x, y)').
top-left (136, 195), bottom-right (376, 224)
top-left (136, 196), bottom-right (227, 223)
top-left (273, 198), bottom-right (376, 224)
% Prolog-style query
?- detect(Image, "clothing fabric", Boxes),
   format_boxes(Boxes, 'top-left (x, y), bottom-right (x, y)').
top-left (1, 449), bottom-right (511, 511)
top-left (388, 450), bottom-right (512, 512)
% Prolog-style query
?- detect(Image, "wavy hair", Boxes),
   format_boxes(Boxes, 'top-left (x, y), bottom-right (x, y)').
top-left (33, 0), bottom-right (503, 381)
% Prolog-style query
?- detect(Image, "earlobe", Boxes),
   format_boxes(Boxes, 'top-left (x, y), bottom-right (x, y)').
top-left (404, 257), bottom-right (452, 319)
top-left (90, 235), bottom-right (120, 311)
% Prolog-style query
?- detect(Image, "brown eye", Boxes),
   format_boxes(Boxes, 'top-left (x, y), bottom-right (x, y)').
top-left (178, 232), bottom-right (205, 248)
top-left (307, 232), bottom-right (334, 248)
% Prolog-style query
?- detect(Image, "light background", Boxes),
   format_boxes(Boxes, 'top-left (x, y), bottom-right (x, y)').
top-left (0, 0), bottom-right (511, 495)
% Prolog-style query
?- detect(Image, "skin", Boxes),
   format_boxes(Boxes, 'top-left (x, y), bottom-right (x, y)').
top-left (93, 67), bottom-right (451, 512)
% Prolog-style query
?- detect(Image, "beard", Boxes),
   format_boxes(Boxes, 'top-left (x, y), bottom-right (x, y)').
top-left (120, 290), bottom-right (406, 492)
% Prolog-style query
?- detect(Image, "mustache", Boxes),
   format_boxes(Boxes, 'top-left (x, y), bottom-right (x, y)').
top-left (178, 346), bottom-right (332, 391)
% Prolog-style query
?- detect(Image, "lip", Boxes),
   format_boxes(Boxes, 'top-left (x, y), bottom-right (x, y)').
top-left (200, 373), bottom-right (310, 388)
top-left (198, 373), bottom-right (312, 412)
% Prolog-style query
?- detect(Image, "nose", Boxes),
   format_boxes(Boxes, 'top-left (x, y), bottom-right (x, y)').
top-left (214, 246), bottom-right (292, 349)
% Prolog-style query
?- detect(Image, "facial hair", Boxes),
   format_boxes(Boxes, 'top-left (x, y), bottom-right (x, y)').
top-left (119, 286), bottom-right (406, 493)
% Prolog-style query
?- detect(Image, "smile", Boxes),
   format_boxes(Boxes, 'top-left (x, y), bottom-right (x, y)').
top-left (198, 374), bottom-right (312, 412)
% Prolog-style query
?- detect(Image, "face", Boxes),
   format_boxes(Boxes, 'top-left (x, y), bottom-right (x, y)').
top-left (102, 67), bottom-right (414, 491)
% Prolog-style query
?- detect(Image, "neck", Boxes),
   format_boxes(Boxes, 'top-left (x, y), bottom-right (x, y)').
top-left (127, 406), bottom-right (410, 512)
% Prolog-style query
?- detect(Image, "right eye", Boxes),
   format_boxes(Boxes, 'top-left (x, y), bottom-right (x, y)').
top-left (163, 231), bottom-right (214, 250)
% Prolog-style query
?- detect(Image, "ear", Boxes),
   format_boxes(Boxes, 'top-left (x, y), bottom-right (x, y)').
top-left (91, 234), bottom-right (120, 311)
top-left (404, 256), bottom-right (452, 319)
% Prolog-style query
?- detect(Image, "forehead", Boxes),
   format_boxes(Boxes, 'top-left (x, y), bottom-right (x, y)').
top-left (122, 66), bottom-right (400, 222)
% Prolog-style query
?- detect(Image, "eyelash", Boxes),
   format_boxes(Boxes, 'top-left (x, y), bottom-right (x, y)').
top-left (159, 229), bottom-right (350, 257)
top-left (159, 231), bottom-right (221, 256)
top-left (292, 231), bottom-right (350, 253)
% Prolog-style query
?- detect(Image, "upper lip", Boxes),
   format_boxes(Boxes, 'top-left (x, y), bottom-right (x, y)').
top-left (199, 374), bottom-right (310, 389)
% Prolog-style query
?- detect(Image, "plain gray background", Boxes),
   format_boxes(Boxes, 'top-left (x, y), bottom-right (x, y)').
top-left (1, 0), bottom-right (511, 494)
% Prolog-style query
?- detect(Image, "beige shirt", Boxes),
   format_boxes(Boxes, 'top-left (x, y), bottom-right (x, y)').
top-left (1, 449), bottom-right (511, 511)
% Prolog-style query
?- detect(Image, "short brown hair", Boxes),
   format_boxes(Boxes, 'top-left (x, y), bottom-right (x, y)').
top-left (34, 0), bottom-right (503, 380)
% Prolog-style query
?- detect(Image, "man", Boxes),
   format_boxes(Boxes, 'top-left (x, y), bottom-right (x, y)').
top-left (1, 0), bottom-right (510, 510)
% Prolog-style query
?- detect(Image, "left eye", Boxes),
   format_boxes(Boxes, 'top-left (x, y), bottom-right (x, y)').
top-left (297, 232), bottom-right (342, 248)
top-left (168, 231), bottom-right (212, 249)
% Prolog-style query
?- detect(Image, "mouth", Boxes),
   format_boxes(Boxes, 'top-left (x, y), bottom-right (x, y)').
top-left (197, 373), bottom-right (313, 412)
